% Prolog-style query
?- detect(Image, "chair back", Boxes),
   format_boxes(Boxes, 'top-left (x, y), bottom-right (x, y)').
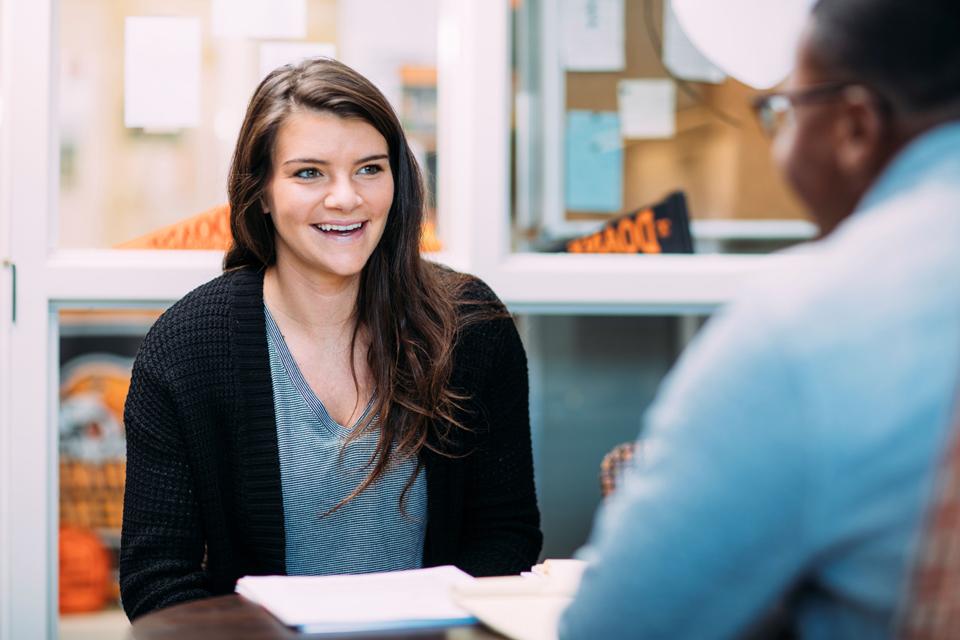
top-left (900, 404), bottom-right (960, 639)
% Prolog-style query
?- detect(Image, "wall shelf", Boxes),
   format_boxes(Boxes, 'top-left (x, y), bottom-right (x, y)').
top-left (45, 248), bottom-right (803, 315)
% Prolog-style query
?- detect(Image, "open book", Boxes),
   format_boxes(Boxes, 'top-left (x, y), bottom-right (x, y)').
top-left (236, 565), bottom-right (477, 634)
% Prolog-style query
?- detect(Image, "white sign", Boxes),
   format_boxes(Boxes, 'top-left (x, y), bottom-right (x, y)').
top-left (259, 42), bottom-right (337, 81)
top-left (663, 0), bottom-right (725, 84)
top-left (124, 17), bottom-right (201, 130)
top-left (212, 0), bottom-right (307, 40)
top-left (670, 0), bottom-right (815, 89)
top-left (618, 79), bottom-right (676, 139)
top-left (561, 0), bottom-right (625, 72)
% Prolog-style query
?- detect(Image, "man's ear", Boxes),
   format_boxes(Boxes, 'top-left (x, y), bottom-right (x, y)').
top-left (835, 87), bottom-right (887, 176)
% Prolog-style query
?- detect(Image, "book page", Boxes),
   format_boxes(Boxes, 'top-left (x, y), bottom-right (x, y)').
top-left (236, 565), bottom-right (476, 632)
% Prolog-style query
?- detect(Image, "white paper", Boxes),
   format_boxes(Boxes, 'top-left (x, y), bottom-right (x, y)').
top-left (236, 566), bottom-right (476, 633)
top-left (618, 79), bottom-right (676, 139)
top-left (561, 0), bottom-right (625, 72)
top-left (663, 0), bottom-right (726, 84)
top-left (455, 592), bottom-right (572, 640)
top-left (259, 41), bottom-right (336, 80)
top-left (124, 17), bottom-right (201, 130)
top-left (452, 563), bottom-right (586, 640)
top-left (211, 0), bottom-right (306, 40)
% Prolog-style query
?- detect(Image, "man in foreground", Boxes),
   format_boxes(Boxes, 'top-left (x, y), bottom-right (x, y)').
top-left (560, 0), bottom-right (960, 637)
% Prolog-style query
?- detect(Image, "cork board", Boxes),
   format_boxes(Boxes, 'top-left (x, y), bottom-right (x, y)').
top-left (564, 0), bottom-right (806, 221)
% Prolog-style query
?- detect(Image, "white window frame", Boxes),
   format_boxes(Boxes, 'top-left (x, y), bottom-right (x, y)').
top-left (0, 1), bottom-right (801, 638)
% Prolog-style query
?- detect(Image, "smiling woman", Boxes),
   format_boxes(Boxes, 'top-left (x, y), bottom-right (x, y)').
top-left (264, 111), bottom-right (394, 284)
top-left (118, 58), bottom-right (542, 621)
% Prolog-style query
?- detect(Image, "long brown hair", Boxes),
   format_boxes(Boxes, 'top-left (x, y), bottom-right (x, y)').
top-left (224, 57), bottom-right (496, 511)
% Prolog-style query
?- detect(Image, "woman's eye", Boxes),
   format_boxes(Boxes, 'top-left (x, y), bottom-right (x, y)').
top-left (358, 164), bottom-right (383, 176)
top-left (294, 168), bottom-right (321, 179)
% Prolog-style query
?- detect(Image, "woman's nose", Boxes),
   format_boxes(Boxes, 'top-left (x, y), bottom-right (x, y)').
top-left (323, 178), bottom-right (362, 211)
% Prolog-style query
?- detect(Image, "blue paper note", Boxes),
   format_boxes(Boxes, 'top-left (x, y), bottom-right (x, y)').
top-left (565, 110), bottom-right (623, 212)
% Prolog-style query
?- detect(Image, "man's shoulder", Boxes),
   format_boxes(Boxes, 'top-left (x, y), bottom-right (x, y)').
top-left (740, 189), bottom-right (959, 332)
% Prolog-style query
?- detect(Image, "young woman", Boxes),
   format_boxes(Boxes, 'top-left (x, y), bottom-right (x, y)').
top-left (119, 58), bottom-right (541, 620)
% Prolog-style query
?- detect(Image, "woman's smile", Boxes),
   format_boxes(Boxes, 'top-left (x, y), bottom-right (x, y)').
top-left (312, 220), bottom-right (368, 242)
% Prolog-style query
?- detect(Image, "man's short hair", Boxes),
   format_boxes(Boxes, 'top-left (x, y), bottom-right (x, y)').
top-left (812, 0), bottom-right (960, 115)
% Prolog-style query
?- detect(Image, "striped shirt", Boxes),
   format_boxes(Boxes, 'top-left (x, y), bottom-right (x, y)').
top-left (265, 307), bottom-right (427, 576)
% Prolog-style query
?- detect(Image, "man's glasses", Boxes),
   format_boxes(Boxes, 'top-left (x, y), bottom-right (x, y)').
top-left (751, 82), bottom-right (857, 136)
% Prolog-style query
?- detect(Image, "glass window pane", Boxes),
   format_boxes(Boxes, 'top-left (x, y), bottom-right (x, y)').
top-left (524, 314), bottom-right (704, 557)
top-left (511, 0), bottom-right (812, 255)
top-left (58, 0), bottom-right (441, 251)
top-left (58, 308), bottom-right (163, 639)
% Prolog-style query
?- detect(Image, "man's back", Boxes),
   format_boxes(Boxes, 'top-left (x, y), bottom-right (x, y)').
top-left (778, 122), bottom-right (960, 636)
top-left (559, 123), bottom-right (960, 639)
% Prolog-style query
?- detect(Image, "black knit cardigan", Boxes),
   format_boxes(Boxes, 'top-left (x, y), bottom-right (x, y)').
top-left (119, 267), bottom-right (542, 620)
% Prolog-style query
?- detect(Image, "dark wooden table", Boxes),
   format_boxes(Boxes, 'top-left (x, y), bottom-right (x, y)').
top-left (127, 595), bottom-right (507, 640)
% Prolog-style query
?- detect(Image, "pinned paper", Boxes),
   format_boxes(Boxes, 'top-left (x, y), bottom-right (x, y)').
top-left (561, 0), bottom-right (625, 72)
top-left (124, 17), bottom-right (201, 130)
top-left (618, 79), bottom-right (676, 139)
top-left (259, 42), bottom-right (337, 80)
top-left (211, 0), bottom-right (306, 40)
top-left (663, 0), bottom-right (726, 83)
top-left (565, 111), bottom-right (623, 213)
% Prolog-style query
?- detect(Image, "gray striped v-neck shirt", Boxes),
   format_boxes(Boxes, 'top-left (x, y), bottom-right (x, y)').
top-left (265, 307), bottom-right (427, 576)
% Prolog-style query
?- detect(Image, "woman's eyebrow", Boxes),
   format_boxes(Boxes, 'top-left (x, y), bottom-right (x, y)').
top-left (355, 154), bottom-right (388, 164)
top-left (281, 154), bottom-right (388, 166)
top-left (282, 157), bottom-right (328, 166)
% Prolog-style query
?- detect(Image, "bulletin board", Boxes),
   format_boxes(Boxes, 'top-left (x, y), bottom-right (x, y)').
top-left (563, 0), bottom-right (806, 222)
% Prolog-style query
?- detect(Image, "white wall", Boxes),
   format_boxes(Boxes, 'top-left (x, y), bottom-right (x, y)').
top-left (336, 0), bottom-right (439, 110)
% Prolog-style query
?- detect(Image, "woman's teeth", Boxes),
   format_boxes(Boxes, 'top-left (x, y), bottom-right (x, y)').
top-left (316, 222), bottom-right (363, 232)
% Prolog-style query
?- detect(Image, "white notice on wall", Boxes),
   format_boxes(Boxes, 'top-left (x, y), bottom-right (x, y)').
top-left (663, 0), bottom-right (726, 83)
top-left (561, 0), bottom-right (625, 72)
top-left (259, 42), bottom-right (337, 81)
top-left (212, 0), bottom-right (307, 40)
top-left (124, 17), bottom-right (201, 130)
top-left (618, 79), bottom-right (676, 139)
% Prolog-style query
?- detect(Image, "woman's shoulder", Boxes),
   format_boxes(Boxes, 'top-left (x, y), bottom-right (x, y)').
top-left (140, 268), bottom-right (263, 360)
top-left (426, 265), bottom-right (520, 357)
top-left (427, 263), bottom-right (506, 311)
top-left (458, 275), bottom-right (504, 308)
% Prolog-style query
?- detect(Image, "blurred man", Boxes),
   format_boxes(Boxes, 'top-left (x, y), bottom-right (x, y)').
top-left (560, 0), bottom-right (960, 637)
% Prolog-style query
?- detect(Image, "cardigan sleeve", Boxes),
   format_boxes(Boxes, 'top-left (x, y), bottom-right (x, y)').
top-left (119, 355), bottom-right (211, 620)
top-left (454, 312), bottom-right (543, 575)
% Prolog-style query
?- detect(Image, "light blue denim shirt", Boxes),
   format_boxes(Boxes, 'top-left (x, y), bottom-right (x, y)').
top-left (560, 122), bottom-right (960, 639)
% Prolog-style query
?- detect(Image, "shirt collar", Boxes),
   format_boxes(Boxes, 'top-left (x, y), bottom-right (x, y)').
top-left (857, 120), bottom-right (960, 215)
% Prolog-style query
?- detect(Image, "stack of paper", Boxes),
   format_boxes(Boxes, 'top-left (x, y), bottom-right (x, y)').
top-left (236, 565), bottom-right (477, 634)
top-left (452, 559), bottom-right (587, 640)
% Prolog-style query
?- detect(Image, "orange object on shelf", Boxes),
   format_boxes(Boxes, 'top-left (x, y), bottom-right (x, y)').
top-left (116, 204), bottom-right (233, 251)
top-left (59, 526), bottom-right (111, 614)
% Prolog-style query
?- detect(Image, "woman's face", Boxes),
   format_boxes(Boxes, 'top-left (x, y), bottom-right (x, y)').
top-left (263, 110), bottom-right (394, 284)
